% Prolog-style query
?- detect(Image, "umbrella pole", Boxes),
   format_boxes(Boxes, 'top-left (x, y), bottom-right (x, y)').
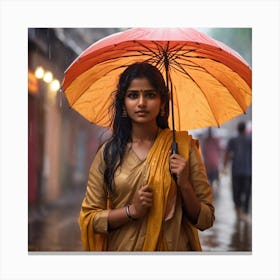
top-left (170, 81), bottom-right (178, 154)
top-left (164, 52), bottom-right (178, 154)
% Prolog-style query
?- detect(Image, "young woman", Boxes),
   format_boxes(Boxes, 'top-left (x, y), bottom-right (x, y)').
top-left (79, 62), bottom-right (215, 251)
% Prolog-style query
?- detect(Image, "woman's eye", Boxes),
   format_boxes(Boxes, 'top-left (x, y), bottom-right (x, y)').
top-left (146, 91), bottom-right (157, 98)
top-left (127, 92), bottom-right (138, 99)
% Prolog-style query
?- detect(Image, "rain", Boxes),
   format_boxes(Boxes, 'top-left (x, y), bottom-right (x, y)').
top-left (27, 28), bottom-right (252, 252)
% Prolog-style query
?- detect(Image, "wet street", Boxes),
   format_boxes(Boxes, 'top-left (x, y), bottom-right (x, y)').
top-left (198, 173), bottom-right (252, 252)
top-left (28, 173), bottom-right (251, 252)
top-left (28, 187), bottom-right (84, 252)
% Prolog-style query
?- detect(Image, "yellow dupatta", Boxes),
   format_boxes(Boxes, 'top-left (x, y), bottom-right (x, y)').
top-left (142, 128), bottom-right (191, 251)
top-left (79, 195), bottom-right (110, 251)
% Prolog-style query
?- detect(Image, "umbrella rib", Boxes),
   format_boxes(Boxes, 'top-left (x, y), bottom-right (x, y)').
top-left (96, 45), bottom-right (166, 72)
top-left (170, 48), bottom-right (214, 62)
top-left (171, 56), bottom-right (249, 113)
top-left (170, 60), bottom-right (221, 127)
top-left (168, 45), bottom-right (197, 62)
top-left (70, 64), bottom-right (130, 107)
top-left (91, 48), bottom-right (163, 67)
top-left (133, 41), bottom-right (166, 68)
top-left (134, 41), bottom-right (164, 60)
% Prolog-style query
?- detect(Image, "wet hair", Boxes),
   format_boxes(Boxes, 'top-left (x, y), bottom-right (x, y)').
top-left (103, 62), bottom-right (170, 194)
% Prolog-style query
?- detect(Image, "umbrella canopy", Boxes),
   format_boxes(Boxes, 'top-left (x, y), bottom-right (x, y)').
top-left (62, 28), bottom-right (252, 131)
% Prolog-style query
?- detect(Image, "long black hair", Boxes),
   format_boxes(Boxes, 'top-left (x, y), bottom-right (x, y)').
top-left (103, 62), bottom-right (170, 194)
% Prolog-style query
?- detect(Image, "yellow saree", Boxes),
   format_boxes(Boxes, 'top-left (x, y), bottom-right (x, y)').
top-left (79, 128), bottom-right (211, 251)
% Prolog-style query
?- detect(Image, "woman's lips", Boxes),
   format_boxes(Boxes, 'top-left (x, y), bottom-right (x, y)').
top-left (135, 110), bottom-right (148, 116)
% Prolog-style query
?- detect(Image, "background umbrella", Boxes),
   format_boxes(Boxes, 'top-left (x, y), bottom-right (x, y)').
top-left (62, 27), bottom-right (252, 153)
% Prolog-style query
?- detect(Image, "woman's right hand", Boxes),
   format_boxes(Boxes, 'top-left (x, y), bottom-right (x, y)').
top-left (129, 184), bottom-right (153, 219)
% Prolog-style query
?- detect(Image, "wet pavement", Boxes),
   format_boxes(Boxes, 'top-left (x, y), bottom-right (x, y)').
top-left (28, 188), bottom-right (84, 252)
top-left (198, 173), bottom-right (252, 252)
top-left (28, 173), bottom-right (251, 252)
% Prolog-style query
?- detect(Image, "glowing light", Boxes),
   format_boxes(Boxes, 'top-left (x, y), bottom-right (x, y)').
top-left (35, 66), bottom-right (44, 79)
top-left (50, 79), bottom-right (60, 91)
top-left (43, 71), bottom-right (53, 83)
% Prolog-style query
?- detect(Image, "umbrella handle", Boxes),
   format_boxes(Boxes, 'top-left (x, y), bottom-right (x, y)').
top-left (171, 141), bottom-right (178, 182)
top-left (171, 141), bottom-right (178, 154)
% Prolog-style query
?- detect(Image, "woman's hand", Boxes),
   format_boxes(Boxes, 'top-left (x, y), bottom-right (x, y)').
top-left (169, 152), bottom-right (202, 224)
top-left (169, 153), bottom-right (190, 188)
top-left (130, 184), bottom-right (153, 219)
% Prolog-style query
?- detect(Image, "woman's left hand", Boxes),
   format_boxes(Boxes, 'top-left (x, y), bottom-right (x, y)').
top-left (169, 153), bottom-right (190, 188)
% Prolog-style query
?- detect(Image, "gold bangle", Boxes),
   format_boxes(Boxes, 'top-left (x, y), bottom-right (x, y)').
top-left (125, 204), bottom-right (137, 221)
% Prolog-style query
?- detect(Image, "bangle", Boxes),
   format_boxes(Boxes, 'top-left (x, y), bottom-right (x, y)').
top-left (125, 204), bottom-right (137, 221)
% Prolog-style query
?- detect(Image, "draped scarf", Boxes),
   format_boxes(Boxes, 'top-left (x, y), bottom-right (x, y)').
top-left (79, 195), bottom-right (110, 251)
top-left (142, 128), bottom-right (190, 250)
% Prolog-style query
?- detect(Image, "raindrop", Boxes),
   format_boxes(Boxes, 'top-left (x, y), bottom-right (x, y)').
top-left (48, 43), bottom-right (51, 60)
top-left (47, 29), bottom-right (52, 60)
top-left (58, 89), bottom-right (63, 108)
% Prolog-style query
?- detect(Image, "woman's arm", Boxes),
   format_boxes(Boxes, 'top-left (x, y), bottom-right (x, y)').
top-left (108, 184), bottom-right (153, 229)
top-left (169, 152), bottom-right (201, 224)
top-left (169, 140), bottom-right (215, 229)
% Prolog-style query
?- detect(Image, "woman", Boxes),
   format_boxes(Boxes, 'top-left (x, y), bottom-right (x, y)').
top-left (79, 62), bottom-right (214, 251)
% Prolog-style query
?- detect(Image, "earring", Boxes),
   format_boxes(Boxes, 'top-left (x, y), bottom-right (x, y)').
top-left (160, 108), bottom-right (165, 117)
top-left (122, 107), bottom-right (127, 117)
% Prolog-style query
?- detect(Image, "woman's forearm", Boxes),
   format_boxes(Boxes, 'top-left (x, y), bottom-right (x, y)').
top-left (108, 207), bottom-right (130, 229)
top-left (179, 181), bottom-right (201, 224)
top-left (107, 205), bottom-right (138, 230)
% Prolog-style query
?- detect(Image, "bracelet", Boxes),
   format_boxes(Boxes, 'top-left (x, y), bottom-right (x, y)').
top-left (125, 204), bottom-right (137, 221)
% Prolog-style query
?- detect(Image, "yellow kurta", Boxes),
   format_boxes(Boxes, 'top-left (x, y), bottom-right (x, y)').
top-left (79, 128), bottom-right (214, 251)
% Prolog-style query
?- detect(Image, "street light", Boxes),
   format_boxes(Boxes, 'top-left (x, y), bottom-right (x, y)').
top-left (34, 66), bottom-right (61, 103)
top-left (43, 71), bottom-right (53, 83)
top-left (50, 79), bottom-right (60, 91)
top-left (35, 66), bottom-right (44, 79)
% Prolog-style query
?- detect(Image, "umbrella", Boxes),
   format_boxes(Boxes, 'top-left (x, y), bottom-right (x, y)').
top-left (62, 28), bottom-right (252, 152)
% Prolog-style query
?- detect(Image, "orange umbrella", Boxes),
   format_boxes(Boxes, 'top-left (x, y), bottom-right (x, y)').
top-left (62, 28), bottom-right (251, 133)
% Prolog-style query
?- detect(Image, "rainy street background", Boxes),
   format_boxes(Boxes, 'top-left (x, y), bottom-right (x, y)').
top-left (28, 28), bottom-right (252, 252)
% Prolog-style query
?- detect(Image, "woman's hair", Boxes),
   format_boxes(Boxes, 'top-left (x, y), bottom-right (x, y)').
top-left (103, 62), bottom-right (170, 194)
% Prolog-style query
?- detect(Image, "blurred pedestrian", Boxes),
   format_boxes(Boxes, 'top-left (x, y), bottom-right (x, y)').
top-left (78, 62), bottom-right (215, 251)
top-left (223, 122), bottom-right (252, 221)
top-left (202, 128), bottom-right (222, 194)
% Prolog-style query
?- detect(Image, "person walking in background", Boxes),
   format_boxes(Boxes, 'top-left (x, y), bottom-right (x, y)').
top-left (202, 128), bottom-right (222, 195)
top-left (78, 62), bottom-right (215, 251)
top-left (223, 122), bottom-right (252, 222)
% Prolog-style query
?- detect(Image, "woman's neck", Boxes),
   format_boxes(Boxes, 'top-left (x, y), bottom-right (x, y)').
top-left (131, 123), bottom-right (159, 143)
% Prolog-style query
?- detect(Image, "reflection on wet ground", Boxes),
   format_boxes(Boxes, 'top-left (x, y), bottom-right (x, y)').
top-left (28, 188), bottom-right (84, 251)
top-left (28, 174), bottom-right (251, 252)
top-left (199, 174), bottom-right (252, 252)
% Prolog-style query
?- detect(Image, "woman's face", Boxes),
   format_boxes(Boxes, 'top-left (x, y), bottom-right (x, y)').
top-left (124, 77), bottom-right (162, 126)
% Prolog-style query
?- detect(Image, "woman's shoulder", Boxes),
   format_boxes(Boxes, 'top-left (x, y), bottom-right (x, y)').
top-left (95, 141), bottom-right (107, 156)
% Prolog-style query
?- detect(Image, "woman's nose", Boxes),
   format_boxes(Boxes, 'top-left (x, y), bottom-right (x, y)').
top-left (138, 94), bottom-right (146, 107)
